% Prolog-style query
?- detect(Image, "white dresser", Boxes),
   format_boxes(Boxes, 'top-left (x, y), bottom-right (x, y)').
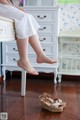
top-left (2, 0), bottom-right (59, 83)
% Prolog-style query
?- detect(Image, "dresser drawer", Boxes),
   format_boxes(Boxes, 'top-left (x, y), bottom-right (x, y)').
top-left (39, 34), bottom-right (53, 44)
top-left (29, 45), bottom-right (54, 55)
top-left (29, 11), bottom-right (55, 22)
top-left (38, 23), bottom-right (54, 33)
top-left (5, 41), bottom-right (56, 56)
top-left (0, 20), bottom-right (15, 39)
top-left (6, 34), bottom-right (54, 44)
top-left (4, 53), bottom-right (57, 65)
top-left (4, 54), bottom-right (19, 64)
top-left (5, 43), bottom-right (18, 53)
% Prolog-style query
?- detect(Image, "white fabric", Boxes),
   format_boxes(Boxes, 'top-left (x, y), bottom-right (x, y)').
top-left (0, 3), bottom-right (40, 39)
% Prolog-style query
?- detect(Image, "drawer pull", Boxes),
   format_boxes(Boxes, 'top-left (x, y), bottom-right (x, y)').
top-left (37, 15), bottom-right (46, 19)
top-left (43, 49), bottom-right (46, 51)
top-left (39, 27), bottom-right (46, 30)
top-left (39, 38), bottom-right (46, 41)
top-left (13, 58), bottom-right (17, 62)
top-left (13, 48), bottom-right (18, 51)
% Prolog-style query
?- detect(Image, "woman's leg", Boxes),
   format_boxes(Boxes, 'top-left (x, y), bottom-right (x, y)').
top-left (29, 34), bottom-right (57, 64)
top-left (16, 38), bottom-right (39, 75)
top-left (16, 34), bottom-right (57, 75)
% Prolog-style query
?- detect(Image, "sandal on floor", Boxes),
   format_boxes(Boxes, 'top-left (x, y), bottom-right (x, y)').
top-left (39, 93), bottom-right (66, 112)
top-left (39, 96), bottom-right (63, 112)
top-left (39, 92), bottom-right (66, 108)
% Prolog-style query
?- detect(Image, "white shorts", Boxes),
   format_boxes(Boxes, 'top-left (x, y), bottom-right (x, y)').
top-left (0, 3), bottom-right (40, 39)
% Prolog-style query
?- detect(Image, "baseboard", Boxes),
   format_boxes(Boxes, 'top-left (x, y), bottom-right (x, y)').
top-left (0, 76), bottom-right (3, 84)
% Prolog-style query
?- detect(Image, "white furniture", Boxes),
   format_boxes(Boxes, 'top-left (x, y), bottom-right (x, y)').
top-left (2, 0), bottom-right (59, 93)
top-left (58, 31), bottom-right (80, 82)
top-left (22, 4), bottom-right (59, 83)
top-left (0, 16), bottom-right (26, 96)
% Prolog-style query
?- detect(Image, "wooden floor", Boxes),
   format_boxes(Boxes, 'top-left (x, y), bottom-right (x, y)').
top-left (0, 73), bottom-right (80, 120)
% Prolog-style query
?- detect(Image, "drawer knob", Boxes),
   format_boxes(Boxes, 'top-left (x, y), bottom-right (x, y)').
top-left (39, 27), bottom-right (46, 30)
top-left (13, 48), bottom-right (18, 51)
top-left (13, 58), bottom-right (17, 62)
top-left (37, 15), bottom-right (46, 19)
top-left (40, 38), bottom-right (46, 41)
top-left (43, 49), bottom-right (46, 51)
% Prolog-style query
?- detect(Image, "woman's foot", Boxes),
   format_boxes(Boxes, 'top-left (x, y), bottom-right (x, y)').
top-left (36, 54), bottom-right (57, 64)
top-left (17, 59), bottom-right (39, 75)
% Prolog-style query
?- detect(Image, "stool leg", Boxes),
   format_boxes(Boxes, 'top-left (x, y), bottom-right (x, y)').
top-left (2, 66), bottom-right (6, 81)
top-left (54, 68), bottom-right (57, 84)
top-left (21, 69), bottom-right (26, 96)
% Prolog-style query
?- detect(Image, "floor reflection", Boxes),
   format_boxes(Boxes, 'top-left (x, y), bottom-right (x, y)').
top-left (0, 78), bottom-right (80, 120)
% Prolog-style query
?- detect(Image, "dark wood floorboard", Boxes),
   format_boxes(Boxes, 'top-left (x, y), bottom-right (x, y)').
top-left (0, 74), bottom-right (80, 120)
top-left (0, 76), bottom-right (3, 84)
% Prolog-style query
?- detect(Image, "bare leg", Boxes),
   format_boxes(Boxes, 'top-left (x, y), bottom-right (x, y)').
top-left (16, 34), bottom-right (56, 75)
top-left (29, 34), bottom-right (57, 64)
top-left (16, 38), bottom-right (39, 75)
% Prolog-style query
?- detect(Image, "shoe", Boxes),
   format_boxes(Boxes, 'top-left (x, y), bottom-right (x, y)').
top-left (39, 93), bottom-right (66, 112)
